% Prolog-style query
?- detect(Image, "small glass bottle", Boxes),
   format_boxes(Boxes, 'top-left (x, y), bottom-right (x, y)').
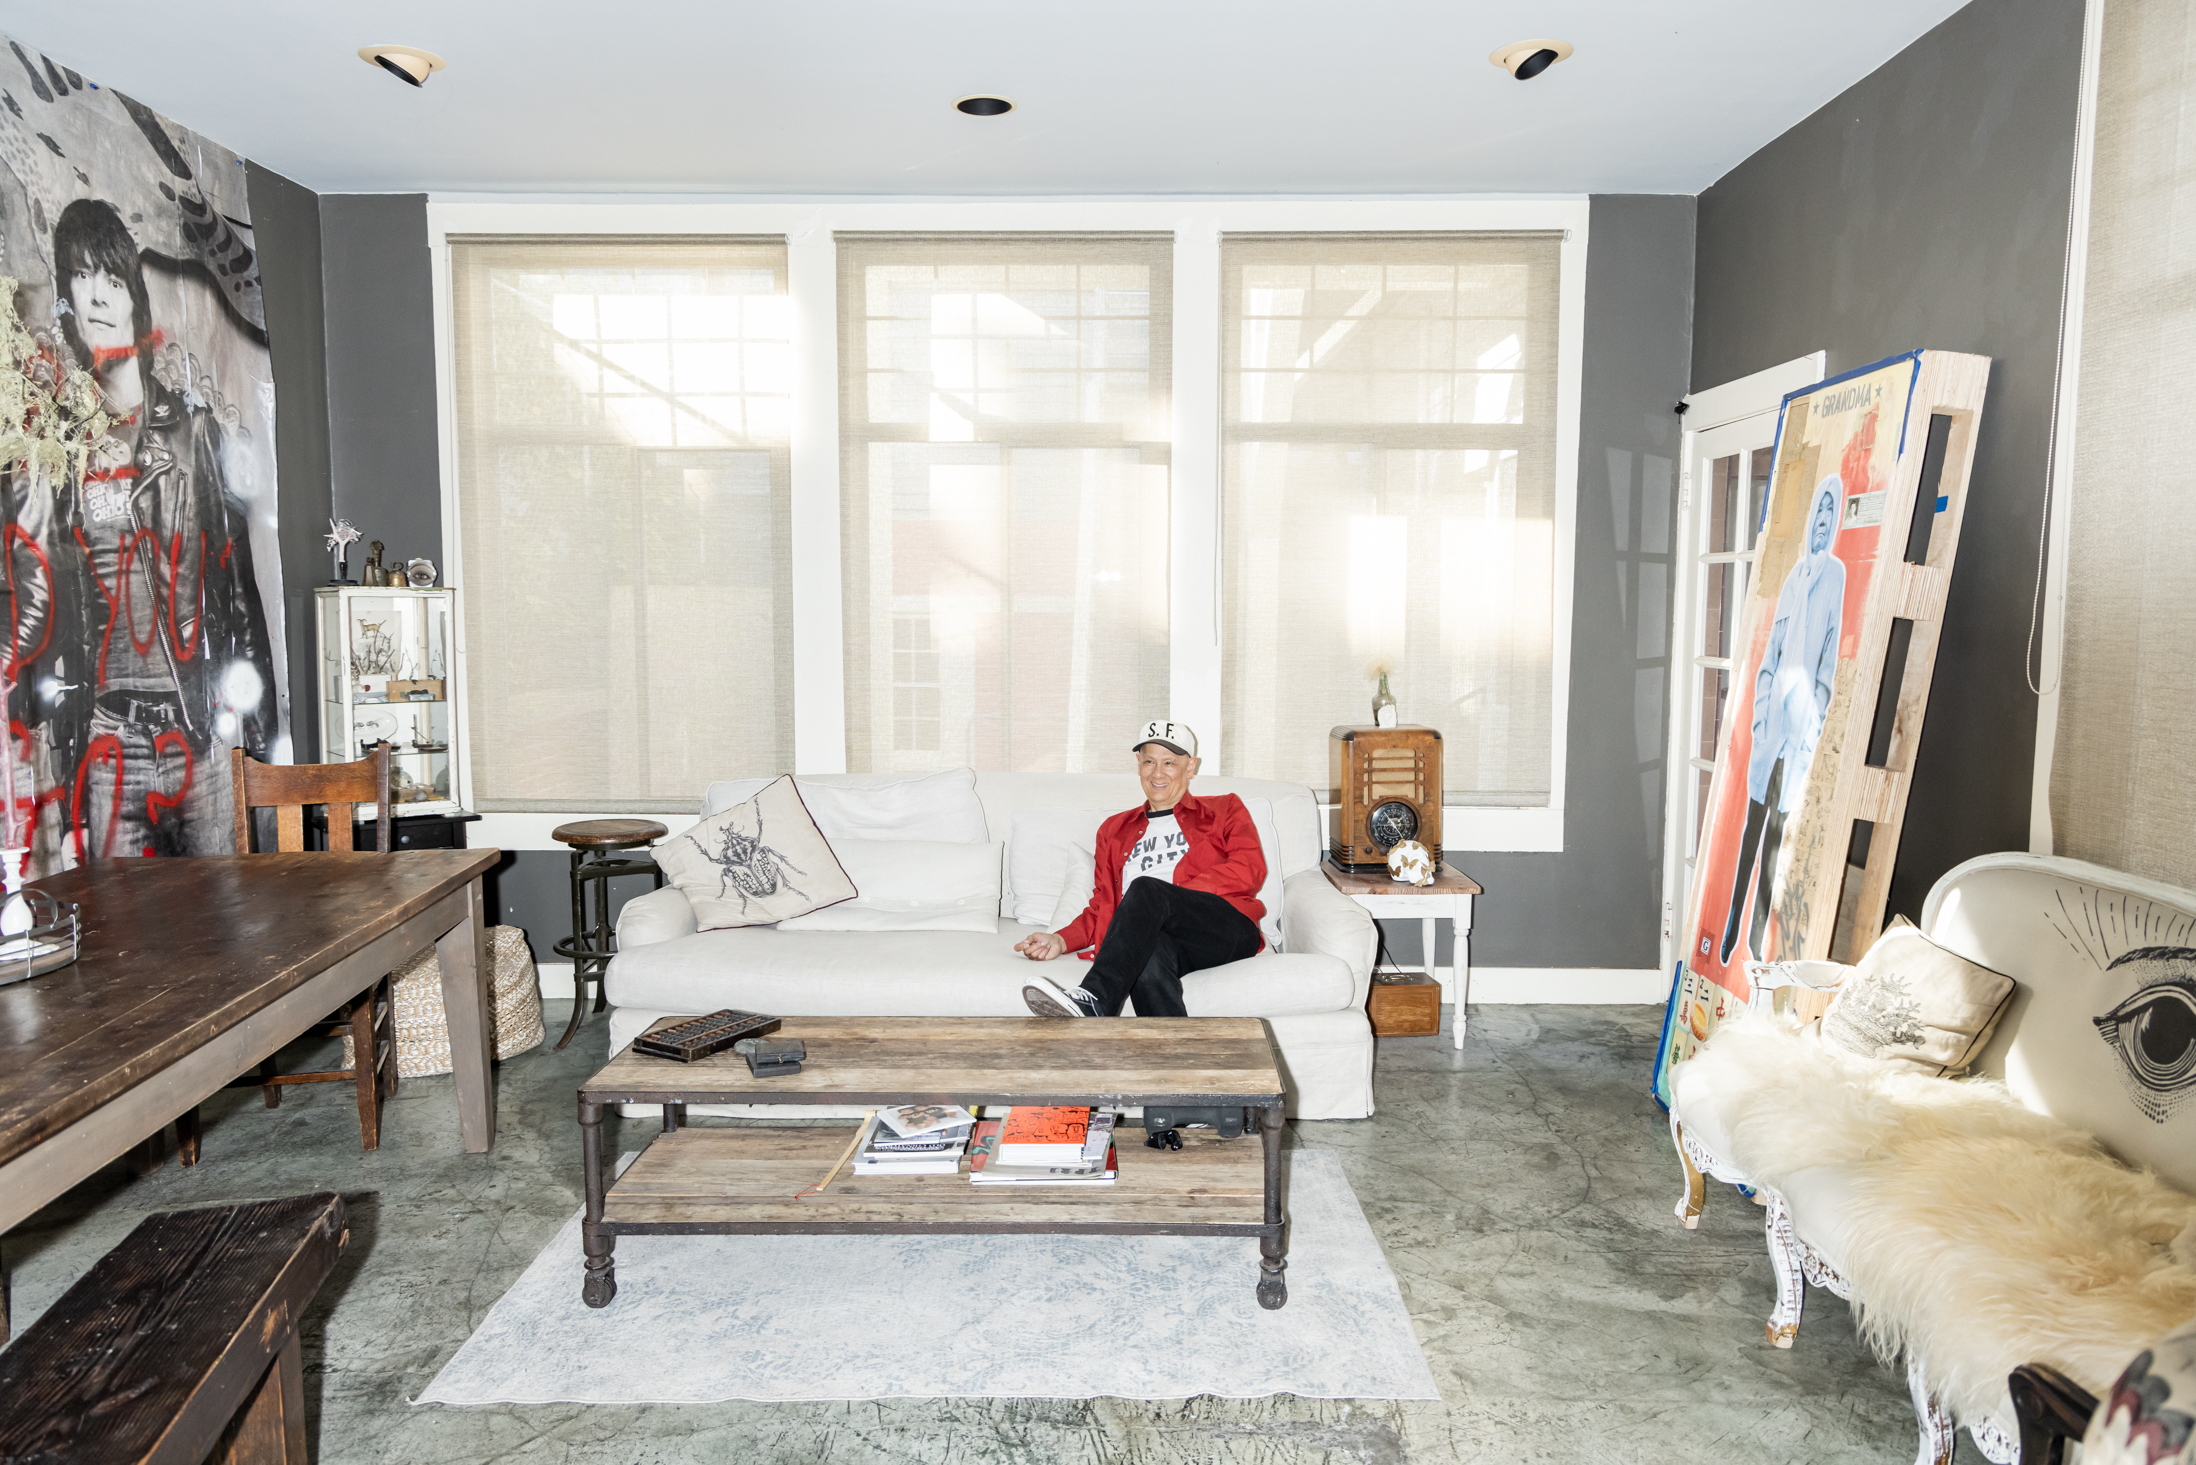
top-left (1372, 672), bottom-right (1398, 728)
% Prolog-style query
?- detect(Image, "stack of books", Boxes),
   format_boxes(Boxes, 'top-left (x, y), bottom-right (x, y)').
top-left (968, 1106), bottom-right (1118, 1185)
top-left (849, 1104), bottom-right (975, 1176)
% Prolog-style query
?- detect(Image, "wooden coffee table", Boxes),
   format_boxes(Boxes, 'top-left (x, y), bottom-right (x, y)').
top-left (577, 1016), bottom-right (1291, 1309)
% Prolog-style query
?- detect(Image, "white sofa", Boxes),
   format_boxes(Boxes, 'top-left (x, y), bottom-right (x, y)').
top-left (1670, 854), bottom-right (2196, 1463)
top-left (605, 771), bottom-right (1380, 1119)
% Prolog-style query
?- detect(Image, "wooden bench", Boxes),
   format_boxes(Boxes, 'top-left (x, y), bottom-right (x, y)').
top-left (0, 1192), bottom-right (346, 1463)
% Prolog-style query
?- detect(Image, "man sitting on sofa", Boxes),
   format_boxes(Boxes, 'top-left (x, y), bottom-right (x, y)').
top-left (1017, 720), bottom-right (1266, 1018)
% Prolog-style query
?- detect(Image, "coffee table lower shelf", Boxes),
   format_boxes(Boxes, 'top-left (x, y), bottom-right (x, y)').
top-left (584, 1123), bottom-right (1287, 1308)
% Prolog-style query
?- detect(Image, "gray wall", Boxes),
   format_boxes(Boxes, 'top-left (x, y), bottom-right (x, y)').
top-left (1403, 194), bottom-right (1697, 972)
top-left (1689, 0), bottom-right (2083, 921)
top-left (245, 163), bottom-right (332, 765)
top-left (306, 195), bottom-right (547, 930)
top-left (320, 194), bottom-right (444, 570)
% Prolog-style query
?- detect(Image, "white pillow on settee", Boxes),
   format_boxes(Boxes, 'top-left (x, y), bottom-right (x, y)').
top-left (778, 839), bottom-right (1003, 933)
top-left (654, 775), bottom-right (856, 930)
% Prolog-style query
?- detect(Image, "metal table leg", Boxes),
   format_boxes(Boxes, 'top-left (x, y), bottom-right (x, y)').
top-left (580, 1097), bottom-right (616, 1307)
top-left (1257, 1099), bottom-right (1288, 1309)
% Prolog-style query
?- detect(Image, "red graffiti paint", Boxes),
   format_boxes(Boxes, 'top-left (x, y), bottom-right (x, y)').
top-left (143, 728), bottom-right (194, 829)
top-left (69, 732), bottom-right (126, 862)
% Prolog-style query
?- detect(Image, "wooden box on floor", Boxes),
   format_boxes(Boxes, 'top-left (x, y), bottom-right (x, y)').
top-left (1368, 973), bottom-right (1442, 1036)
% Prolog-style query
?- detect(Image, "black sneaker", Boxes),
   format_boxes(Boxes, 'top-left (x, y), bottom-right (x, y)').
top-left (1023, 977), bottom-right (1101, 1018)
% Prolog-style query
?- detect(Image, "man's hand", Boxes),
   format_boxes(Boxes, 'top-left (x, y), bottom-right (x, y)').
top-left (1015, 932), bottom-right (1068, 961)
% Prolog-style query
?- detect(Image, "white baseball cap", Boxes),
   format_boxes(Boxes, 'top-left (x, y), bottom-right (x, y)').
top-left (1132, 720), bottom-right (1197, 758)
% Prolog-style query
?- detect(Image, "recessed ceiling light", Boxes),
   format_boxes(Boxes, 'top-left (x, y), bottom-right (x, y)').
top-left (955, 96), bottom-right (1015, 117)
top-left (358, 45), bottom-right (446, 87)
top-left (1489, 39), bottom-right (1573, 81)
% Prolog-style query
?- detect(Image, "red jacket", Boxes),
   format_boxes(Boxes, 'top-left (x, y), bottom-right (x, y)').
top-left (1055, 790), bottom-right (1266, 959)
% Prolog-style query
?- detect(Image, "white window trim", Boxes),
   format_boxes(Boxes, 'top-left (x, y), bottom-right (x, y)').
top-left (426, 196), bottom-right (1589, 853)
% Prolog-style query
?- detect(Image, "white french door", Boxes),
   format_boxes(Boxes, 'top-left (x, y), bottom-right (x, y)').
top-left (1658, 354), bottom-right (1825, 973)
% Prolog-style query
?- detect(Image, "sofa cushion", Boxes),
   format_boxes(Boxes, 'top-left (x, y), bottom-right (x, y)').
top-left (778, 840), bottom-right (1002, 933)
top-left (605, 924), bottom-right (1353, 1019)
top-left (654, 776), bottom-right (855, 930)
top-left (703, 767), bottom-right (988, 844)
top-left (1006, 807), bottom-right (1107, 924)
top-left (1822, 920), bottom-right (2015, 1077)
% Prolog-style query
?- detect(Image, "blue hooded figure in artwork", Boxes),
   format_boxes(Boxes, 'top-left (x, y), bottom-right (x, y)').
top-left (1720, 476), bottom-right (1845, 964)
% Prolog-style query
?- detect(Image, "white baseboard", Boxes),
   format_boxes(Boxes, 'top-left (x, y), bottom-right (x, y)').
top-left (538, 960), bottom-right (575, 998)
top-left (1461, 966), bottom-right (1670, 1005)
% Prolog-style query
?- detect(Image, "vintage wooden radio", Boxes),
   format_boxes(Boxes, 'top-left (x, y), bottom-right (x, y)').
top-left (1328, 725), bottom-right (1443, 872)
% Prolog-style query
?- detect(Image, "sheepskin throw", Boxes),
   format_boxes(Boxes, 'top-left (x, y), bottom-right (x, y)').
top-left (1689, 1011), bottom-right (2196, 1427)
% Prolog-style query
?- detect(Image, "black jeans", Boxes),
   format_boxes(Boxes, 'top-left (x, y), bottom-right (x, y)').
top-left (1079, 880), bottom-right (1262, 1017)
top-left (1720, 757), bottom-right (1788, 964)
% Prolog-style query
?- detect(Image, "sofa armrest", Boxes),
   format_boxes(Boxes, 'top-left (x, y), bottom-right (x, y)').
top-left (617, 885), bottom-right (698, 948)
top-left (1281, 869), bottom-right (1377, 1009)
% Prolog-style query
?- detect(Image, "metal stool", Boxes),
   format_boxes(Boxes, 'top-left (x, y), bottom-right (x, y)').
top-left (552, 819), bottom-right (668, 1051)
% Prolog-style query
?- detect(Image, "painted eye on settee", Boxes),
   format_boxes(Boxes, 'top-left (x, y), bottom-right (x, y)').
top-left (2095, 948), bottom-right (2196, 1124)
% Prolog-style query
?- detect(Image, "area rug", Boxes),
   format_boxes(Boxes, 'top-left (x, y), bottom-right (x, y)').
top-left (417, 1149), bottom-right (1438, 1404)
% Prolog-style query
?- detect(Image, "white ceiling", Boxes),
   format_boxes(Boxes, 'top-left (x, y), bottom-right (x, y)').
top-left (4, 1), bottom-right (1968, 197)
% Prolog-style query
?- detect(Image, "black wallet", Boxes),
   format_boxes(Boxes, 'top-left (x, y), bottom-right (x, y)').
top-left (733, 1036), bottom-right (806, 1077)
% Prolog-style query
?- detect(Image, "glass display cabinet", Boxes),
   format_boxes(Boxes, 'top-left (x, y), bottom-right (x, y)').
top-left (315, 587), bottom-right (463, 817)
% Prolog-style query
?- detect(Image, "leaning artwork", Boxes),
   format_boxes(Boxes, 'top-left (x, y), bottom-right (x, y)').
top-left (0, 34), bottom-right (287, 874)
top-left (1654, 351), bottom-right (1990, 1105)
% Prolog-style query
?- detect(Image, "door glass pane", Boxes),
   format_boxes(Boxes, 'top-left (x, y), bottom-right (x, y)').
top-left (1690, 766), bottom-right (1715, 859)
top-left (1696, 668), bottom-right (1729, 761)
top-left (1702, 562), bottom-right (1740, 659)
top-left (1747, 446), bottom-right (1773, 548)
top-left (1708, 453), bottom-right (1741, 553)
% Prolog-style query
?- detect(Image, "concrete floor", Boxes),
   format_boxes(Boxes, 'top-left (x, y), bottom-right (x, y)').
top-left (2, 1003), bottom-right (1973, 1464)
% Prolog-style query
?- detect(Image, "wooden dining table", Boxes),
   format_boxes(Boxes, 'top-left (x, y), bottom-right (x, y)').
top-left (0, 849), bottom-right (501, 1339)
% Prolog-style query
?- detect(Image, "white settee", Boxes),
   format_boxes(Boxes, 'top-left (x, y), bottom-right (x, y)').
top-left (605, 771), bottom-right (1379, 1119)
top-left (1670, 854), bottom-right (2196, 1463)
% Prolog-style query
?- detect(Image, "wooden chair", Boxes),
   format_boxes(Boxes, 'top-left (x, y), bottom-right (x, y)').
top-left (174, 745), bottom-right (396, 1163)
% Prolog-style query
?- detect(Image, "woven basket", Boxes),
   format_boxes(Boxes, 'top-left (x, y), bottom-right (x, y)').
top-left (344, 925), bottom-right (545, 1078)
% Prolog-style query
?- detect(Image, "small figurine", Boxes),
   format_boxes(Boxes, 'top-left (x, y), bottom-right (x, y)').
top-left (363, 540), bottom-right (385, 583)
top-left (325, 518), bottom-right (362, 584)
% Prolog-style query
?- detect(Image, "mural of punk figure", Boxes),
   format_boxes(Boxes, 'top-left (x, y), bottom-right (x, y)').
top-left (1719, 476), bottom-right (1845, 964)
top-left (31, 197), bottom-right (277, 858)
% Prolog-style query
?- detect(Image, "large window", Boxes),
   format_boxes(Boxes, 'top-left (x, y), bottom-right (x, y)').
top-left (835, 234), bottom-right (1171, 773)
top-left (1219, 232), bottom-right (1562, 800)
top-left (448, 237), bottom-right (793, 808)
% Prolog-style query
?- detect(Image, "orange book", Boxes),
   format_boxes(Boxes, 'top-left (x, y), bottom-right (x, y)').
top-left (996, 1105), bottom-right (1090, 1165)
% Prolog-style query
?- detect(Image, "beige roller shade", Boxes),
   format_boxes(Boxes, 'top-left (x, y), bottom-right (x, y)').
top-left (1219, 232), bottom-right (1563, 799)
top-left (448, 235), bottom-right (793, 810)
top-left (2050, 2), bottom-right (2196, 885)
top-left (836, 233), bottom-right (1172, 773)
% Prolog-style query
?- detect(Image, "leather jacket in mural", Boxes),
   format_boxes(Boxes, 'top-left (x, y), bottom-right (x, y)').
top-left (7, 374), bottom-right (277, 778)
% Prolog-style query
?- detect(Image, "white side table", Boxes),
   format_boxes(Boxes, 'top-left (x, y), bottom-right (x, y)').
top-left (1321, 860), bottom-right (1483, 1048)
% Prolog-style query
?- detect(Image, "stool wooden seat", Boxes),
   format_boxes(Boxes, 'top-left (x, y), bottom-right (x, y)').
top-left (552, 820), bottom-right (668, 1050)
top-left (0, 1192), bottom-right (346, 1464)
top-left (553, 819), bottom-right (668, 849)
